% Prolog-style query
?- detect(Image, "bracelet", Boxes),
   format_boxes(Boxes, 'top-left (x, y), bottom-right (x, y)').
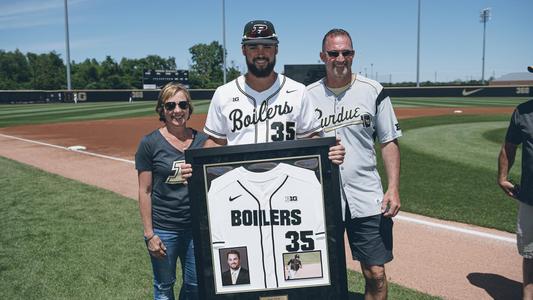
top-left (144, 234), bottom-right (156, 242)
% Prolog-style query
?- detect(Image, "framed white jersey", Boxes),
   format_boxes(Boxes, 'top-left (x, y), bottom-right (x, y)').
top-left (208, 163), bottom-right (329, 293)
top-left (185, 138), bottom-right (347, 300)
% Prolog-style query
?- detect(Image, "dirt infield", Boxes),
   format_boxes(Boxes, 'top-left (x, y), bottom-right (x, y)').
top-left (0, 106), bottom-right (522, 299)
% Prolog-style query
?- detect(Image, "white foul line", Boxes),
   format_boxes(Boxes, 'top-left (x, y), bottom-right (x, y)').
top-left (395, 214), bottom-right (516, 243)
top-left (0, 133), bottom-right (516, 244)
top-left (0, 133), bottom-right (134, 164)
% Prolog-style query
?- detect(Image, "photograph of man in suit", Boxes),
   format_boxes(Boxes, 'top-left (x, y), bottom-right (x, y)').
top-left (221, 249), bottom-right (250, 286)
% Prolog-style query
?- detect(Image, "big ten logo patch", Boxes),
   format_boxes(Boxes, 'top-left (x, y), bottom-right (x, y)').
top-left (166, 160), bottom-right (186, 184)
top-left (285, 195), bottom-right (298, 202)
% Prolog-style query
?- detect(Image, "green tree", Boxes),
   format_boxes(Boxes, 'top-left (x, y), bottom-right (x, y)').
top-left (227, 60), bottom-right (241, 82)
top-left (72, 58), bottom-right (100, 89)
top-left (27, 52), bottom-right (65, 89)
top-left (0, 49), bottom-right (32, 89)
top-left (189, 41), bottom-right (224, 88)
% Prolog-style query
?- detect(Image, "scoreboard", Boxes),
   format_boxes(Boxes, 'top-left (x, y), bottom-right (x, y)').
top-left (284, 64), bottom-right (325, 86)
top-left (142, 69), bottom-right (189, 89)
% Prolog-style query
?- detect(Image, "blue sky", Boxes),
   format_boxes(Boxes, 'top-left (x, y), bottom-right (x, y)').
top-left (1, 0), bottom-right (532, 83)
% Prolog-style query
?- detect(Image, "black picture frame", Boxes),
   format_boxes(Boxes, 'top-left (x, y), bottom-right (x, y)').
top-left (185, 137), bottom-right (347, 300)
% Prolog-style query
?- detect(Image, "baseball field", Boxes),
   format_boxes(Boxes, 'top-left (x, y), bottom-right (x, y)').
top-left (0, 96), bottom-right (528, 299)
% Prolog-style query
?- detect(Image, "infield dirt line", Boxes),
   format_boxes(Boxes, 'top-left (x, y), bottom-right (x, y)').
top-left (0, 133), bottom-right (135, 164)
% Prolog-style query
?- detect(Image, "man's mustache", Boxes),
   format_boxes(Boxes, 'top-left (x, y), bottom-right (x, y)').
top-left (253, 57), bottom-right (270, 63)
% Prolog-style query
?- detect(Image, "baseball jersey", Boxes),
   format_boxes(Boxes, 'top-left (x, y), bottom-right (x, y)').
top-left (505, 99), bottom-right (533, 205)
top-left (135, 129), bottom-right (208, 230)
top-left (306, 75), bottom-right (402, 218)
top-left (204, 74), bottom-right (321, 145)
top-left (207, 163), bottom-right (330, 293)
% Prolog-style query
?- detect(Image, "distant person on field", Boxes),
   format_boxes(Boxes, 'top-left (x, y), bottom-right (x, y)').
top-left (498, 65), bottom-right (533, 300)
top-left (306, 28), bottom-right (402, 300)
top-left (135, 82), bottom-right (207, 300)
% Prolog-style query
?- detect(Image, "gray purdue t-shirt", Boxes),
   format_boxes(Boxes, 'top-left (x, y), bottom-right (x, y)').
top-left (506, 99), bottom-right (533, 205)
top-left (135, 129), bottom-right (208, 230)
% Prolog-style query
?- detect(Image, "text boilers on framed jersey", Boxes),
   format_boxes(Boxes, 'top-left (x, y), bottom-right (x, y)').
top-left (185, 137), bottom-right (347, 300)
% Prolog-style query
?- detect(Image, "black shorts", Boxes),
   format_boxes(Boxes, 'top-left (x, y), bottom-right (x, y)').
top-left (345, 213), bottom-right (393, 265)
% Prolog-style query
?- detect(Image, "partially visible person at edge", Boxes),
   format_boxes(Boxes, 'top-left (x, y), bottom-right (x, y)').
top-left (135, 82), bottom-right (208, 300)
top-left (201, 19), bottom-right (345, 165)
top-left (305, 29), bottom-right (402, 300)
top-left (498, 65), bottom-right (533, 299)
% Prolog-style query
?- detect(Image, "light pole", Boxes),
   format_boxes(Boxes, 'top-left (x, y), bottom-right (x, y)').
top-left (64, 0), bottom-right (71, 90)
top-left (370, 63), bottom-right (373, 80)
top-left (480, 8), bottom-right (491, 84)
top-left (416, 0), bottom-right (421, 87)
top-left (222, 0), bottom-right (227, 84)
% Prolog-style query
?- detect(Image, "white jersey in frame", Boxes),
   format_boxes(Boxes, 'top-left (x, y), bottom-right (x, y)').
top-left (206, 162), bottom-right (330, 293)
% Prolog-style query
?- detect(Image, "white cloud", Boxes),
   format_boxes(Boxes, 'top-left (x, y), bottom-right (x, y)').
top-left (0, 0), bottom-right (87, 29)
top-left (0, 0), bottom-right (87, 18)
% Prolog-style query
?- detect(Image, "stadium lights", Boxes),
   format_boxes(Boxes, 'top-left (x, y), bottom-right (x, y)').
top-left (416, 0), bottom-right (421, 87)
top-left (64, 0), bottom-right (71, 91)
top-left (480, 8), bottom-right (491, 84)
top-left (222, 0), bottom-right (227, 84)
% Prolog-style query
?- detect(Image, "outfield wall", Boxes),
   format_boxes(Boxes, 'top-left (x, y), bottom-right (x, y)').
top-left (0, 86), bottom-right (531, 104)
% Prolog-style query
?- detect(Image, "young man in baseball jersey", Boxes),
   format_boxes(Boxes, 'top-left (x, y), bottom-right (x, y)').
top-left (202, 20), bottom-right (345, 165)
top-left (306, 29), bottom-right (402, 299)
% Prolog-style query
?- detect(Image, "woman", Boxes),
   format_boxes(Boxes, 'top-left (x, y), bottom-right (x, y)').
top-left (135, 82), bottom-right (207, 300)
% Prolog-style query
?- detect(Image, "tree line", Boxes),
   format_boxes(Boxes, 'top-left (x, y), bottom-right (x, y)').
top-left (0, 41), bottom-right (240, 90)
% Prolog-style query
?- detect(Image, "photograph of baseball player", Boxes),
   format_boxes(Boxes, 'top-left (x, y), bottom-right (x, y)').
top-left (202, 19), bottom-right (345, 166)
top-left (286, 254), bottom-right (302, 280)
top-left (219, 248), bottom-right (251, 286)
top-left (283, 251), bottom-right (324, 281)
top-left (135, 82), bottom-right (208, 300)
top-left (305, 29), bottom-right (402, 300)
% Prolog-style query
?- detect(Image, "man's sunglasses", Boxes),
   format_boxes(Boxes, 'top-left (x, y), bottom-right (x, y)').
top-left (164, 101), bottom-right (189, 111)
top-left (326, 50), bottom-right (355, 58)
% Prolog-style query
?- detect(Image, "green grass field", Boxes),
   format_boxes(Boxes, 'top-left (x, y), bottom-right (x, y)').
top-left (382, 114), bottom-right (519, 231)
top-left (0, 156), bottom-right (440, 299)
top-left (0, 96), bottom-right (527, 298)
top-left (0, 97), bottom-right (524, 231)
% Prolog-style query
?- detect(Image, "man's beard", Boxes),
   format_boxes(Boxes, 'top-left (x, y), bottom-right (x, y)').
top-left (332, 63), bottom-right (349, 78)
top-left (247, 57), bottom-right (276, 77)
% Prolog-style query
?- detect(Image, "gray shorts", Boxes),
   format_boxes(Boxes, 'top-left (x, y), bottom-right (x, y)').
top-left (518, 202), bottom-right (533, 259)
top-left (345, 213), bottom-right (393, 265)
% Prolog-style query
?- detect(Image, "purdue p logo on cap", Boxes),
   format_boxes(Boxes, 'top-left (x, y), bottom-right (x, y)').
top-left (242, 20), bottom-right (279, 45)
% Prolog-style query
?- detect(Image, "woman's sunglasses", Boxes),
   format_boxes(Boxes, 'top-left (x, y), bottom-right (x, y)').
top-left (164, 101), bottom-right (189, 111)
